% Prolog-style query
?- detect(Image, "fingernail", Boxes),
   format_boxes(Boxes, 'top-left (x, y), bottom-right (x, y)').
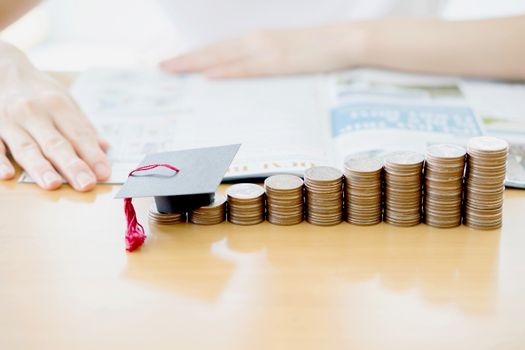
top-left (0, 163), bottom-right (14, 178)
top-left (43, 171), bottom-right (62, 187)
top-left (94, 162), bottom-right (111, 180)
top-left (76, 171), bottom-right (95, 190)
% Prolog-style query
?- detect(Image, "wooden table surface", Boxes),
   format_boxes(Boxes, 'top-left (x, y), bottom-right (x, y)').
top-left (1, 173), bottom-right (524, 350)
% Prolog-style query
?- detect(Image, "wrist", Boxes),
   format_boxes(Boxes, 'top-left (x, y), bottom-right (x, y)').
top-left (0, 40), bottom-right (27, 61)
top-left (0, 40), bottom-right (35, 80)
top-left (0, 40), bottom-right (33, 68)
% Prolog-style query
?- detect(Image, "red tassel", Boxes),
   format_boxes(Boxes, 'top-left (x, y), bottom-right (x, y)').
top-left (124, 197), bottom-right (146, 252)
top-left (124, 164), bottom-right (180, 252)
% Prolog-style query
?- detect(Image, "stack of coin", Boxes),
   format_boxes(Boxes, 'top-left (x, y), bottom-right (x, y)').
top-left (226, 183), bottom-right (266, 225)
top-left (148, 203), bottom-right (186, 225)
top-left (384, 151), bottom-right (424, 227)
top-left (423, 144), bottom-right (466, 228)
top-left (464, 136), bottom-right (508, 230)
top-left (304, 166), bottom-right (343, 226)
top-left (189, 194), bottom-right (227, 225)
top-left (343, 157), bottom-right (383, 225)
top-left (264, 174), bottom-right (304, 225)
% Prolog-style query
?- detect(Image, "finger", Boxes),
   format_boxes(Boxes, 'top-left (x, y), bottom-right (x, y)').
top-left (39, 93), bottom-right (98, 134)
top-left (53, 111), bottom-right (111, 181)
top-left (160, 39), bottom-right (248, 73)
top-left (205, 59), bottom-right (272, 79)
top-left (38, 94), bottom-right (111, 181)
top-left (19, 112), bottom-right (97, 192)
top-left (0, 139), bottom-right (15, 180)
top-left (0, 122), bottom-right (62, 190)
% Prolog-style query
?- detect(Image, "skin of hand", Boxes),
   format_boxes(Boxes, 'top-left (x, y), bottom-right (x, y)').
top-left (0, 42), bottom-right (111, 191)
top-left (160, 24), bottom-right (362, 78)
top-left (161, 16), bottom-right (525, 81)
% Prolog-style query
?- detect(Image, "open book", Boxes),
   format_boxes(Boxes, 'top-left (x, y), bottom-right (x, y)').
top-left (18, 68), bottom-right (524, 187)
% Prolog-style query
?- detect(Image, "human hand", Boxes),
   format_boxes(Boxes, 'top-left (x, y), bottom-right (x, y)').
top-left (0, 42), bottom-right (111, 191)
top-left (160, 24), bottom-right (361, 78)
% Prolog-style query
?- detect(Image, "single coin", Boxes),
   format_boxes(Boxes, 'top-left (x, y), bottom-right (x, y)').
top-left (385, 151), bottom-right (425, 166)
top-left (468, 136), bottom-right (509, 153)
top-left (426, 144), bottom-right (466, 159)
top-left (264, 174), bottom-right (303, 191)
top-left (304, 166), bottom-right (343, 183)
top-left (227, 183), bottom-right (265, 199)
top-left (344, 157), bottom-right (383, 173)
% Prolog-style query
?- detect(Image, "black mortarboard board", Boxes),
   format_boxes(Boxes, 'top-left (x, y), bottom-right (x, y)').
top-left (116, 144), bottom-right (240, 252)
top-left (116, 144), bottom-right (240, 212)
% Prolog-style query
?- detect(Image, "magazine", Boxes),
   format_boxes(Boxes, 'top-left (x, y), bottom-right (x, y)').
top-left (19, 68), bottom-right (524, 187)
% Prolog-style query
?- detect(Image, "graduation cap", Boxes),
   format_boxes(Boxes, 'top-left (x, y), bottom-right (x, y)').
top-left (116, 144), bottom-right (240, 252)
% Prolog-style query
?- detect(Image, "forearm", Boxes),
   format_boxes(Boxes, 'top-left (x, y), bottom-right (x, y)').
top-left (0, 0), bottom-right (40, 29)
top-left (349, 15), bottom-right (525, 80)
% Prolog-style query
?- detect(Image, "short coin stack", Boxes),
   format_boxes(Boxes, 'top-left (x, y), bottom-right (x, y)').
top-left (384, 152), bottom-right (424, 227)
top-left (189, 194), bottom-right (227, 225)
top-left (344, 157), bottom-right (383, 225)
top-left (148, 203), bottom-right (186, 225)
top-left (423, 144), bottom-right (466, 228)
top-left (226, 183), bottom-right (266, 225)
top-left (264, 175), bottom-right (304, 225)
top-left (304, 166), bottom-right (343, 226)
top-left (464, 136), bottom-right (508, 230)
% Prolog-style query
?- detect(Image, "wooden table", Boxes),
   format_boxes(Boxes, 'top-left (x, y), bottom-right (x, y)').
top-left (1, 173), bottom-right (524, 350)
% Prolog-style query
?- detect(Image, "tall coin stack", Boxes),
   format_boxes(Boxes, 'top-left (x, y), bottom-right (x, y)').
top-left (384, 152), bottom-right (424, 227)
top-left (264, 175), bottom-right (304, 225)
top-left (189, 194), bottom-right (227, 225)
top-left (226, 183), bottom-right (266, 225)
top-left (464, 136), bottom-right (508, 230)
top-left (148, 204), bottom-right (186, 225)
top-left (343, 157), bottom-right (383, 225)
top-left (424, 144), bottom-right (466, 228)
top-left (304, 166), bottom-right (344, 226)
